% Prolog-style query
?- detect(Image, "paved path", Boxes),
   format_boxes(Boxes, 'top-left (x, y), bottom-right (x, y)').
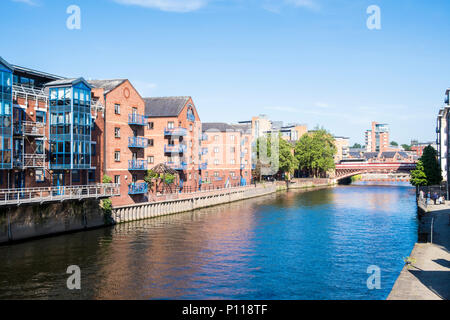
top-left (388, 205), bottom-right (450, 300)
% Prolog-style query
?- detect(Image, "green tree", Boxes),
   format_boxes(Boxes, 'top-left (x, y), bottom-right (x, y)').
top-left (420, 145), bottom-right (442, 185)
top-left (410, 160), bottom-right (428, 187)
top-left (102, 175), bottom-right (112, 183)
top-left (144, 169), bottom-right (159, 188)
top-left (352, 143), bottom-right (362, 149)
top-left (278, 137), bottom-right (298, 180)
top-left (294, 128), bottom-right (337, 178)
top-left (401, 144), bottom-right (412, 151)
top-left (390, 141), bottom-right (399, 146)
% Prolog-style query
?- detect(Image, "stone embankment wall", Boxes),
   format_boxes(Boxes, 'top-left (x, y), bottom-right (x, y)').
top-left (0, 199), bottom-right (104, 244)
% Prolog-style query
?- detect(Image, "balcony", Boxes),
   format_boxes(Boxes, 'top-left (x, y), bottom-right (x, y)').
top-left (128, 159), bottom-right (148, 171)
top-left (128, 136), bottom-right (148, 148)
top-left (13, 121), bottom-right (45, 137)
top-left (128, 183), bottom-right (148, 195)
top-left (14, 154), bottom-right (46, 169)
top-left (166, 162), bottom-right (187, 170)
top-left (128, 114), bottom-right (146, 126)
top-left (164, 144), bottom-right (187, 154)
top-left (199, 162), bottom-right (208, 170)
top-left (215, 177), bottom-right (223, 181)
top-left (164, 127), bottom-right (187, 137)
top-left (199, 148), bottom-right (208, 156)
top-left (0, 184), bottom-right (120, 207)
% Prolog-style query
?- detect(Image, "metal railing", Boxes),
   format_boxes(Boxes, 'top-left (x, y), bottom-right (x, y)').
top-left (164, 144), bottom-right (187, 154)
top-left (128, 114), bottom-right (146, 126)
top-left (14, 154), bottom-right (46, 168)
top-left (128, 160), bottom-right (148, 171)
top-left (128, 136), bottom-right (148, 148)
top-left (164, 127), bottom-right (187, 137)
top-left (12, 84), bottom-right (48, 103)
top-left (13, 121), bottom-right (45, 136)
top-left (166, 162), bottom-right (187, 170)
top-left (128, 183), bottom-right (148, 195)
top-left (0, 184), bottom-right (120, 207)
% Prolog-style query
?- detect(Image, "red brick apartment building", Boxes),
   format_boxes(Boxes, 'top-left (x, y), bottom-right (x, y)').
top-left (143, 97), bottom-right (202, 192)
top-left (89, 79), bottom-right (148, 207)
top-left (201, 123), bottom-right (252, 188)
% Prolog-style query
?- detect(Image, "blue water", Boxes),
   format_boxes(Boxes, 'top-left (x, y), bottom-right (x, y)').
top-left (0, 184), bottom-right (418, 300)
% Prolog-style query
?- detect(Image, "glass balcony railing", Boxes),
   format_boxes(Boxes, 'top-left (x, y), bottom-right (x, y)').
top-left (164, 144), bottom-right (187, 154)
top-left (199, 162), bottom-right (208, 170)
top-left (166, 162), bottom-right (187, 170)
top-left (128, 160), bottom-right (148, 171)
top-left (128, 114), bottom-right (146, 126)
top-left (128, 136), bottom-right (148, 148)
top-left (164, 127), bottom-right (187, 136)
top-left (128, 183), bottom-right (148, 195)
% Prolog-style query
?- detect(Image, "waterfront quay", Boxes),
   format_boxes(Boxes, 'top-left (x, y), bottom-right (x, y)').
top-left (388, 202), bottom-right (450, 300)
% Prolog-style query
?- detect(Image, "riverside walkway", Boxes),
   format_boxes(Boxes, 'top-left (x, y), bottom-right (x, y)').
top-left (388, 202), bottom-right (450, 300)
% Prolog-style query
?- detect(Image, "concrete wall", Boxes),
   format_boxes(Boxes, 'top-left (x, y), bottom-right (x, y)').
top-left (111, 184), bottom-right (278, 223)
top-left (0, 199), bottom-right (104, 244)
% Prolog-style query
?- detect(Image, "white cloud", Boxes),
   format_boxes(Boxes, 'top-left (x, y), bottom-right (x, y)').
top-left (113, 0), bottom-right (209, 12)
top-left (12, 0), bottom-right (38, 5)
top-left (262, 0), bottom-right (320, 13)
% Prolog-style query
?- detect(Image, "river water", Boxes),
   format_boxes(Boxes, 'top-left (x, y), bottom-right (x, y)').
top-left (0, 183), bottom-right (418, 300)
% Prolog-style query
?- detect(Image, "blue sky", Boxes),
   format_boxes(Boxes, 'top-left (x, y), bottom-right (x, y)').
top-left (2, 0), bottom-right (449, 145)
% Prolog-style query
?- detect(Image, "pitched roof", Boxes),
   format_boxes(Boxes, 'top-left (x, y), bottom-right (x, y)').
top-left (349, 151), bottom-right (362, 158)
top-left (381, 152), bottom-right (398, 158)
top-left (45, 77), bottom-right (92, 88)
top-left (144, 97), bottom-right (190, 117)
top-left (202, 122), bottom-right (237, 133)
top-left (0, 57), bottom-right (13, 72)
top-left (363, 152), bottom-right (379, 159)
top-left (88, 79), bottom-right (127, 94)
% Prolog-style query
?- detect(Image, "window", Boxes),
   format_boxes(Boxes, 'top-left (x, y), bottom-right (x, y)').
top-left (214, 172), bottom-right (219, 177)
top-left (36, 140), bottom-right (44, 154)
top-left (231, 147), bottom-right (236, 153)
top-left (148, 122), bottom-right (154, 130)
top-left (114, 151), bottom-right (120, 162)
top-left (114, 175), bottom-right (120, 184)
top-left (189, 174), bottom-right (192, 180)
top-left (148, 139), bottom-right (154, 147)
top-left (88, 170), bottom-right (95, 182)
top-left (230, 135), bottom-right (235, 142)
top-left (72, 170), bottom-right (80, 182)
top-left (147, 156), bottom-right (154, 164)
top-left (114, 104), bottom-right (120, 114)
top-left (214, 159), bottom-right (219, 165)
top-left (230, 159), bottom-right (236, 165)
top-left (114, 127), bottom-right (120, 138)
top-left (230, 172), bottom-right (236, 177)
top-left (91, 143), bottom-right (96, 156)
top-left (189, 124), bottom-right (193, 131)
top-left (36, 111), bottom-right (46, 123)
top-left (35, 169), bottom-right (45, 182)
top-left (167, 121), bottom-right (174, 129)
top-left (214, 135), bottom-right (219, 142)
top-left (214, 147), bottom-right (219, 153)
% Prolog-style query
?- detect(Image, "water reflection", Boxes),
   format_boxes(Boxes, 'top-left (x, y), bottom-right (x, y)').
top-left (0, 184), bottom-right (418, 300)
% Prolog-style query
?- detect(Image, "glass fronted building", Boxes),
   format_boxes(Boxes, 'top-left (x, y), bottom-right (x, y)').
top-left (0, 58), bottom-right (13, 170)
top-left (47, 78), bottom-right (93, 173)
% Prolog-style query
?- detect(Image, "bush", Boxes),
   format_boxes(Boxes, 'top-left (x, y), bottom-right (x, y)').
top-left (100, 198), bottom-right (113, 224)
top-left (102, 175), bottom-right (113, 184)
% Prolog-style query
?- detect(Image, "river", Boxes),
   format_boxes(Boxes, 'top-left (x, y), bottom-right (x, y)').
top-left (0, 183), bottom-right (418, 300)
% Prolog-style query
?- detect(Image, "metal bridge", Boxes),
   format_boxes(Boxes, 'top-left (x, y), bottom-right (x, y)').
top-left (335, 162), bottom-right (417, 180)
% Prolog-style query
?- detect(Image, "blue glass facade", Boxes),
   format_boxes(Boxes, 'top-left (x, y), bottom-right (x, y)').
top-left (49, 80), bottom-right (92, 170)
top-left (0, 64), bottom-right (13, 169)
